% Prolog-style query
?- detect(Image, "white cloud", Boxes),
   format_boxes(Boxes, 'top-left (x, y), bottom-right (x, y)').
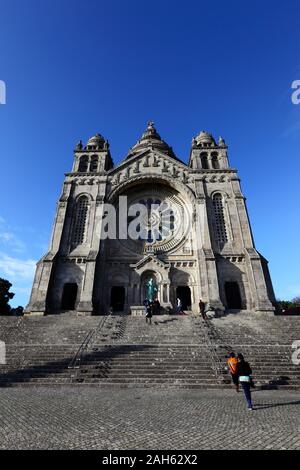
top-left (0, 233), bottom-right (12, 242)
top-left (0, 252), bottom-right (36, 281)
top-left (0, 221), bottom-right (37, 307)
top-left (0, 230), bottom-right (26, 253)
top-left (13, 286), bottom-right (32, 295)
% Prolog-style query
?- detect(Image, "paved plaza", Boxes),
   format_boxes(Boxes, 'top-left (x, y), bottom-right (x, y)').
top-left (0, 386), bottom-right (299, 450)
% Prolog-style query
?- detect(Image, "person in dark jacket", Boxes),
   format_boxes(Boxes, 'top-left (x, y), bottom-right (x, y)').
top-left (236, 353), bottom-right (253, 410)
top-left (145, 301), bottom-right (153, 325)
top-left (199, 299), bottom-right (207, 320)
top-left (153, 298), bottom-right (160, 315)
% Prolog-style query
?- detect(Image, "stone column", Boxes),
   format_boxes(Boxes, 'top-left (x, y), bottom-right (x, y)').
top-left (190, 285), bottom-right (194, 305)
top-left (77, 259), bottom-right (95, 313)
top-left (159, 283), bottom-right (163, 303)
top-left (166, 283), bottom-right (170, 304)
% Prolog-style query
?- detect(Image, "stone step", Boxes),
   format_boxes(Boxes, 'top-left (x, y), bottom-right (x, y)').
top-left (3, 356), bottom-right (295, 364)
top-left (0, 376), bottom-right (222, 384)
top-left (0, 382), bottom-right (229, 389)
top-left (2, 358), bottom-right (212, 365)
top-left (77, 364), bottom-right (215, 370)
top-left (0, 379), bottom-right (299, 390)
top-left (5, 354), bottom-right (212, 360)
top-left (77, 370), bottom-right (216, 377)
top-left (3, 368), bottom-right (299, 380)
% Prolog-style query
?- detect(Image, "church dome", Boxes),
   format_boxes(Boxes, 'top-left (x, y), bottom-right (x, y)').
top-left (87, 133), bottom-right (105, 149)
top-left (127, 121), bottom-right (176, 158)
top-left (194, 130), bottom-right (216, 146)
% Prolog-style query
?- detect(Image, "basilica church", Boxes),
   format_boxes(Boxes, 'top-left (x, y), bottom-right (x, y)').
top-left (25, 122), bottom-right (276, 316)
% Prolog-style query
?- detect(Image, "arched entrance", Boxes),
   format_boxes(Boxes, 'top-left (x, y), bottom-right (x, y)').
top-left (61, 283), bottom-right (78, 310)
top-left (225, 282), bottom-right (242, 309)
top-left (110, 286), bottom-right (125, 312)
top-left (176, 286), bottom-right (192, 310)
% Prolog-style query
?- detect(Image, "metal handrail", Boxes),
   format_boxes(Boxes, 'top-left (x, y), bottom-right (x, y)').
top-left (206, 320), bottom-right (233, 354)
top-left (68, 313), bottom-right (110, 370)
top-left (198, 318), bottom-right (227, 381)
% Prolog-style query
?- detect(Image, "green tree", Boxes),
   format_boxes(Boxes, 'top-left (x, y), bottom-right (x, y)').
top-left (0, 278), bottom-right (15, 315)
top-left (11, 306), bottom-right (24, 316)
top-left (276, 297), bottom-right (300, 312)
top-left (276, 299), bottom-right (293, 311)
top-left (291, 296), bottom-right (300, 306)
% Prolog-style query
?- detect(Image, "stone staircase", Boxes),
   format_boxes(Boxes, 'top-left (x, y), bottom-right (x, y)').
top-left (206, 313), bottom-right (300, 390)
top-left (0, 345), bottom-right (76, 386)
top-left (70, 344), bottom-right (220, 388)
top-left (0, 312), bottom-right (299, 389)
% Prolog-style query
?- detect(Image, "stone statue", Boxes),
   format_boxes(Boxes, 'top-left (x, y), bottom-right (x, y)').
top-left (76, 140), bottom-right (83, 150)
top-left (146, 278), bottom-right (157, 301)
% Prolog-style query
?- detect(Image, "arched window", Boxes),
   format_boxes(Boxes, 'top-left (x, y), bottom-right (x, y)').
top-left (200, 152), bottom-right (209, 169)
top-left (213, 193), bottom-right (228, 244)
top-left (211, 152), bottom-right (219, 169)
top-left (72, 196), bottom-right (89, 245)
top-left (90, 155), bottom-right (98, 172)
top-left (78, 155), bottom-right (89, 172)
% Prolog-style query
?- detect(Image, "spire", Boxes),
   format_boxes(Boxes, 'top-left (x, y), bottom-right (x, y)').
top-left (126, 121), bottom-right (178, 160)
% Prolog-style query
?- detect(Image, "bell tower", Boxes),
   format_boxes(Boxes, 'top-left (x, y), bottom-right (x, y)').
top-left (25, 132), bottom-right (114, 315)
top-left (189, 131), bottom-right (229, 171)
top-left (73, 133), bottom-right (113, 174)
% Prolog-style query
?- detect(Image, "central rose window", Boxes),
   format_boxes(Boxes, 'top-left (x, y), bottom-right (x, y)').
top-left (134, 198), bottom-right (175, 243)
top-left (117, 184), bottom-right (191, 254)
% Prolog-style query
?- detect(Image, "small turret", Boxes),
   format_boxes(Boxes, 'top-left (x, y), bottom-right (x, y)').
top-left (86, 133), bottom-right (106, 150)
top-left (194, 130), bottom-right (216, 147)
top-left (72, 132), bottom-right (113, 173)
top-left (189, 130), bottom-right (229, 170)
top-left (218, 136), bottom-right (226, 147)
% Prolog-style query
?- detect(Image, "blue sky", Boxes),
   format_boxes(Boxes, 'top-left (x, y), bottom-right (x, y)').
top-left (0, 0), bottom-right (299, 307)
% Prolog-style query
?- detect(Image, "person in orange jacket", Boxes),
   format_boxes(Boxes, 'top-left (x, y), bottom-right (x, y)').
top-left (228, 352), bottom-right (239, 392)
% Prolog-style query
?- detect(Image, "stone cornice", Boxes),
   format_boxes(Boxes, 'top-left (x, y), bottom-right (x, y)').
top-left (190, 168), bottom-right (237, 175)
top-left (65, 172), bottom-right (108, 179)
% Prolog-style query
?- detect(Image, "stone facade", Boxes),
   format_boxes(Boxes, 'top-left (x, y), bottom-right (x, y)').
top-left (25, 122), bottom-right (276, 316)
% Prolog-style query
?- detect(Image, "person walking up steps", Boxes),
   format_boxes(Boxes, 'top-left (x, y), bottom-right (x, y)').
top-left (227, 352), bottom-right (239, 392)
top-left (145, 301), bottom-right (153, 325)
top-left (199, 299), bottom-right (207, 320)
top-left (236, 353), bottom-right (254, 410)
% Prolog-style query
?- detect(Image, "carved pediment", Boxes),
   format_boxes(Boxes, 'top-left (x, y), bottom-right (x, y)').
top-left (108, 149), bottom-right (191, 188)
top-left (130, 254), bottom-right (170, 271)
top-left (109, 149), bottom-right (188, 174)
